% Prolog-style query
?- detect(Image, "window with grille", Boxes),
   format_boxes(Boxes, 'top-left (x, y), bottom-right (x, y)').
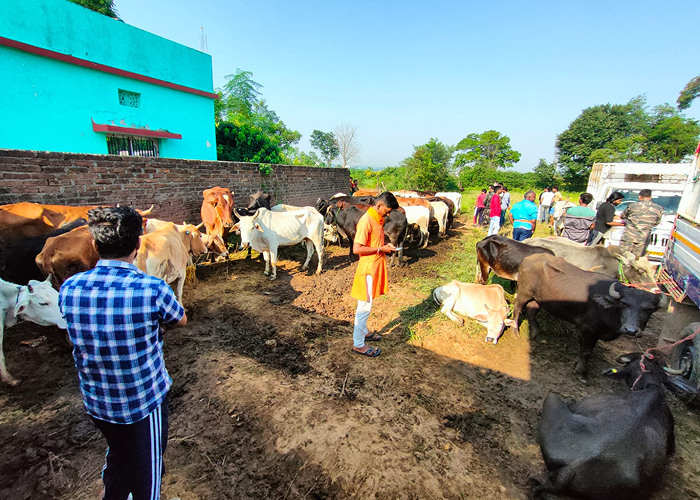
top-left (118, 89), bottom-right (140, 107)
top-left (107, 135), bottom-right (159, 157)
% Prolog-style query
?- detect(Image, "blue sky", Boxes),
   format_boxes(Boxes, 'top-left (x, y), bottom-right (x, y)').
top-left (114, 0), bottom-right (700, 172)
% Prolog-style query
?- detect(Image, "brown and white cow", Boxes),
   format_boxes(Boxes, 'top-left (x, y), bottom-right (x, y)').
top-left (136, 223), bottom-right (208, 303)
top-left (36, 226), bottom-right (99, 289)
top-left (433, 280), bottom-right (515, 344)
top-left (200, 187), bottom-right (234, 255)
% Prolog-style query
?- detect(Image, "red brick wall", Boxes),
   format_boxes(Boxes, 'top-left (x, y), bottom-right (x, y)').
top-left (0, 150), bottom-right (350, 222)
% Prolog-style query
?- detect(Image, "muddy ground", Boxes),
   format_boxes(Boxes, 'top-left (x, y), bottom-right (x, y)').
top-left (1, 219), bottom-right (699, 499)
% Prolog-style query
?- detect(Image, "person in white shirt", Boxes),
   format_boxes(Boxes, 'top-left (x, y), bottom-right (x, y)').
top-left (539, 187), bottom-right (555, 223)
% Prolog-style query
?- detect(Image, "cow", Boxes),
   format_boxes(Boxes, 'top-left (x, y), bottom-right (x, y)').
top-left (36, 226), bottom-right (100, 289)
top-left (525, 237), bottom-right (658, 290)
top-left (433, 280), bottom-right (516, 344)
top-left (233, 207), bottom-right (325, 280)
top-left (427, 200), bottom-right (449, 237)
top-left (511, 253), bottom-right (661, 377)
top-left (316, 195), bottom-right (378, 247)
top-left (426, 196), bottom-right (455, 230)
top-left (533, 352), bottom-right (689, 500)
top-left (475, 235), bottom-right (554, 284)
top-left (435, 191), bottom-right (462, 215)
top-left (0, 275), bottom-right (67, 385)
top-left (402, 205), bottom-right (431, 249)
top-left (324, 201), bottom-right (407, 266)
top-left (551, 200), bottom-right (576, 236)
top-left (200, 186), bottom-right (234, 255)
top-left (136, 222), bottom-right (208, 303)
top-left (2, 218), bottom-right (87, 285)
top-left (352, 188), bottom-right (381, 197)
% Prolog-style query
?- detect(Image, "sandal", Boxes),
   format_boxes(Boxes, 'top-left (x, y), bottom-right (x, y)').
top-left (353, 346), bottom-right (381, 357)
top-left (364, 333), bottom-right (382, 341)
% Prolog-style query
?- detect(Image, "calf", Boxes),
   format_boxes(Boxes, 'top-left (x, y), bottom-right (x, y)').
top-left (534, 352), bottom-right (687, 500)
top-left (36, 226), bottom-right (99, 289)
top-left (233, 207), bottom-right (325, 280)
top-left (475, 235), bottom-right (554, 284)
top-left (0, 275), bottom-right (67, 385)
top-left (433, 280), bottom-right (515, 344)
top-left (136, 223), bottom-right (208, 302)
top-left (512, 253), bottom-right (661, 376)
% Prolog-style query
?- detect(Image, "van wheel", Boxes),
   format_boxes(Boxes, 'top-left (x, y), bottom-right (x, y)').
top-left (670, 322), bottom-right (700, 394)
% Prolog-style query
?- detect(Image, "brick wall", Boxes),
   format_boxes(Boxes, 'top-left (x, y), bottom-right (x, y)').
top-left (0, 150), bottom-right (350, 222)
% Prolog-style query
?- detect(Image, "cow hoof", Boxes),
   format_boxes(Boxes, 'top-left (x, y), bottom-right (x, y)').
top-left (4, 377), bottom-right (20, 386)
top-left (268, 275), bottom-right (277, 281)
top-left (263, 271), bottom-right (270, 276)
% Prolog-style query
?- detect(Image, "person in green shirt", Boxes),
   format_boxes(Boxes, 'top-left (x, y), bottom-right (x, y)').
top-left (562, 193), bottom-right (596, 244)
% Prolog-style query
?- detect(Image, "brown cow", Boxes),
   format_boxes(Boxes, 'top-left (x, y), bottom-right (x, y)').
top-left (35, 226), bottom-right (99, 288)
top-left (352, 188), bottom-right (380, 197)
top-left (200, 187), bottom-right (234, 255)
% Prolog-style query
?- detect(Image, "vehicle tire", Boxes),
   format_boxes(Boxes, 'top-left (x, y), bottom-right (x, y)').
top-left (669, 322), bottom-right (700, 391)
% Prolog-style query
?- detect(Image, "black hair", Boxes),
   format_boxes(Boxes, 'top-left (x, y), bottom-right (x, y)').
top-left (481, 189), bottom-right (487, 193)
top-left (640, 189), bottom-right (652, 198)
top-left (376, 191), bottom-right (400, 210)
top-left (607, 191), bottom-right (625, 203)
top-left (580, 192), bottom-right (593, 205)
top-left (88, 206), bottom-right (143, 259)
top-left (552, 186), bottom-right (559, 190)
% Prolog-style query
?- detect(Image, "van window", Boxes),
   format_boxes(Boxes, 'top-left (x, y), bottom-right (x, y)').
top-left (614, 190), bottom-right (682, 215)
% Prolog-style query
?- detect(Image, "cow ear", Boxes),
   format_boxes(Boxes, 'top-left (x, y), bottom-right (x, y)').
top-left (14, 287), bottom-right (30, 316)
top-left (592, 294), bottom-right (620, 308)
top-left (42, 215), bottom-right (56, 228)
top-left (254, 223), bottom-right (263, 232)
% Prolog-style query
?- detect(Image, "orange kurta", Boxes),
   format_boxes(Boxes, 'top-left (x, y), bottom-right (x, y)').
top-left (351, 207), bottom-right (389, 302)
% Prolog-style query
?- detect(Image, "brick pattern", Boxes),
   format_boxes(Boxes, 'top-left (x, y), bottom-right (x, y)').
top-left (0, 150), bottom-right (350, 222)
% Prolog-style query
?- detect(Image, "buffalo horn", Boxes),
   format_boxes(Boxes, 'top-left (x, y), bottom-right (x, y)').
top-left (615, 353), bottom-right (633, 364)
top-left (609, 283), bottom-right (621, 299)
top-left (662, 366), bottom-right (684, 375)
top-left (233, 208), bottom-right (241, 218)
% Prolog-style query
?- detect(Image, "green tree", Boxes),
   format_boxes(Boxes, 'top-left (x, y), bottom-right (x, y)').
top-left (309, 130), bottom-right (339, 168)
top-left (401, 139), bottom-right (454, 191)
top-left (678, 75), bottom-right (700, 111)
top-left (216, 122), bottom-right (283, 165)
top-left (216, 69), bottom-right (263, 122)
top-left (532, 158), bottom-right (559, 189)
top-left (454, 130), bottom-right (521, 170)
top-left (68, 0), bottom-right (118, 18)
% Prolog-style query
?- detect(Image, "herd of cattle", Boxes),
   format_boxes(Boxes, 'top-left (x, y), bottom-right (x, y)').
top-left (0, 188), bottom-right (694, 499)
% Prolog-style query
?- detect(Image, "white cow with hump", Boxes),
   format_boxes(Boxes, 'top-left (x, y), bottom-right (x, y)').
top-left (233, 207), bottom-right (325, 280)
top-left (433, 280), bottom-right (515, 344)
top-left (428, 200), bottom-right (449, 237)
top-left (1, 275), bottom-right (67, 385)
top-left (435, 192), bottom-right (462, 215)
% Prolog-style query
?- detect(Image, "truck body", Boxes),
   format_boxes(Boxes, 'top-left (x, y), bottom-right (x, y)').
top-left (586, 162), bottom-right (694, 261)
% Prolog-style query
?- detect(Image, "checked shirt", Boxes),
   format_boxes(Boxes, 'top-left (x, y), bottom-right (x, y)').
top-left (59, 260), bottom-right (184, 424)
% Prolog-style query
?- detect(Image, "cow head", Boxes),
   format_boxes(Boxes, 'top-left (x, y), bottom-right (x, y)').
top-left (15, 275), bottom-right (67, 330)
top-left (231, 209), bottom-right (261, 249)
top-left (201, 187), bottom-right (235, 229)
top-left (604, 352), bottom-right (698, 394)
top-left (614, 252), bottom-right (659, 292)
top-left (483, 303), bottom-right (516, 345)
top-left (601, 282), bottom-right (661, 337)
top-left (324, 223), bottom-right (338, 243)
top-left (179, 224), bottom-right (208, 257)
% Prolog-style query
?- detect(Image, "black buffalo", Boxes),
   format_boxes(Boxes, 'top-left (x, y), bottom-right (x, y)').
top-left (1, 218), bottom-right (87, 285)
top-left (534, 352), bottom-right (690, 500)
top-left (512, 253), bottom-right (661, 376)
top-left (324, 201), bottom-right (407, 267)
top-left (475, 235), bottom-right (554, 284)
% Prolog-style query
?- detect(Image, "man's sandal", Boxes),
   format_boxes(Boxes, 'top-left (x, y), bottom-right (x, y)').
top-left (353, 347), bottom-right (381, 357)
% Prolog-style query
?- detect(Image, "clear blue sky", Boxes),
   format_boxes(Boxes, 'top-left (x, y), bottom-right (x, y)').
top-left (114, 0), bottom-right (700, 172)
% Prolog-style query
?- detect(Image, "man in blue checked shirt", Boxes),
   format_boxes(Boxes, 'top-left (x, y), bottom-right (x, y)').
top-left (59, 206), bottom-right (187, 500)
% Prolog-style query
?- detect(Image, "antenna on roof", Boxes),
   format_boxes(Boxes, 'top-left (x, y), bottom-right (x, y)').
top-left (199, 25), bottom-right (208, 53)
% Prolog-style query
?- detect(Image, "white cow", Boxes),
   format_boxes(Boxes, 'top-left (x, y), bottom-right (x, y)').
top-left (136, 222), bottom-right (208, 303)
top-left (1, 275), bottom-right (67, 385)
top-left (552, 200), bottom-right (576, 236)
top-left (435, 192), bottom-right (462, 215)
top-left (233, 207), bottom-right (325, 280)
top-left (271, 204), bottom-right (322, 216)
top-left (428, 200), bottom-right (449, 237)
top-left (402, 205), bottom-right (431, 249)
top-left (433, 280), bottom-right (515, 344)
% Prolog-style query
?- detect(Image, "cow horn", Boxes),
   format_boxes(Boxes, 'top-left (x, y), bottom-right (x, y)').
top-left (141, 205), bottom-right (154, 216)
top-left (609, 282), bottom-right (621, 299)
top-left (196, 222), bottom-right (205, 230)
top-left (233, 208), bottom-right (241, 218)
top-left (662, 366), bottom-right (684, 375)
top-left (615, 353), bottom-right (633, 364)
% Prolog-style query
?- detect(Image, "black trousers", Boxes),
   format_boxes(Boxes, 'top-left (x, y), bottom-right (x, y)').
top-left (92, 402), bottom-right (168, 500)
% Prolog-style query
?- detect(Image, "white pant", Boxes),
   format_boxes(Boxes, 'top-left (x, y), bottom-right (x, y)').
top-left (487, 216), bottom-right (501, 236)
top-left (353, 275), bottom-right (373, 348)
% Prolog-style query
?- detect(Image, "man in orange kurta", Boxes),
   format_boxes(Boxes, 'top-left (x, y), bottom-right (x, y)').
top-left (351, 192), bottom-right (400, 357)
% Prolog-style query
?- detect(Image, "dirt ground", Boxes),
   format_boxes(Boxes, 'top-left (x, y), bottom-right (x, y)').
top-left (1, 218), bottom-right (700, 500)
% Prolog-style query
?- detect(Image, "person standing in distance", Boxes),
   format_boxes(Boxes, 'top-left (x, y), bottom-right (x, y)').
top-left (59, 206), bottom-right (187, 500)
top-left (508, 190), bottom-right (538, 241)
top-left (351, 192), bottom-right (399, 357)
top-left (474, 188), bottom-right (487, 226)
top-left (539, 187), bottom-right (555, 223)
top-left (487, 184), bottom-right (503, 236)
top-left (620, 189), bottom-right (664, 258)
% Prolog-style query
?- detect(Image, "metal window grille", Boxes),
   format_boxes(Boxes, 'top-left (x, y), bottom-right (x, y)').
top-left (107, 135), bottom-right (159, 157)
top-left (118, 89), bottom-right (140, 107)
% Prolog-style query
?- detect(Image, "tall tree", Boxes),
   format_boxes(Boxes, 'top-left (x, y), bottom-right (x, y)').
top-left (309, 130), bottom-right (339, 168)
top-left (678, 75), bottom-right (700, 111)
top-left (454, 130), bottom-right (521, 170)
top-left (216, 69), bottom-right (263, 122)
top-left (532, 158), bottom-right (559, 189)
top-left (216, 122), bottom-right (282, 165)
top-left (68, 0), bottom-right (118, 18)
top-left (334, 123), bottom-right (361, 168)
top-left (401, 139), bottom-right (454, 191)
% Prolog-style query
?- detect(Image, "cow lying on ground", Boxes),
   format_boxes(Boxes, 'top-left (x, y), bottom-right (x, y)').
top-left (512, 253), bottom-right (661, 377)
top-left (475, 235), bottom-right (554, 284)
top-left (233, 207), bottom-right (325, 280)
top-left (525, 237), bottom-right (658, 290)
top-left (433, 280), bottom-right (515, 344)
top-left (136, 222), bottom-right (208, 303)
top-left (534, 352), bottom-right (689, 500)
top-left (36, 226), bottom-right (100, 289)
top-left (0, 275), bottom-right (67, 385)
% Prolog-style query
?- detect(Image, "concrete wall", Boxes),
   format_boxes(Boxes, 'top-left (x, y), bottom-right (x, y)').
top-left (0, 150), bottom-right (350, 223)
top-left (0, 0), bottom-right (216, 160)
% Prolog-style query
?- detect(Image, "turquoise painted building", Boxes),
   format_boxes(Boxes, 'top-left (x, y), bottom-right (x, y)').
top-left (0, 0), bottom-right (217, 160)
